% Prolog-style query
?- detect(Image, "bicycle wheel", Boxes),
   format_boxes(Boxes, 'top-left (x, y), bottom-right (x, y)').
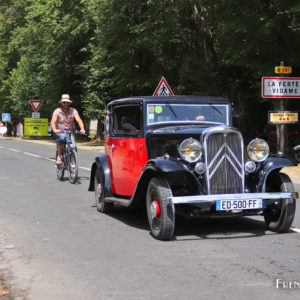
top-left (56, 149), bottom-right (65, 181)
top-left (69, 149), bottom-right (78, 183)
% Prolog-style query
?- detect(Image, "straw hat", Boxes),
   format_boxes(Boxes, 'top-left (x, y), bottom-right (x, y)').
top-left (59, 94), bottom-right (72, 103)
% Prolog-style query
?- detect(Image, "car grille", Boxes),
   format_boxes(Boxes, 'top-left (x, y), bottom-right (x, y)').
top-left (203, 127), bottom-right (244, 194)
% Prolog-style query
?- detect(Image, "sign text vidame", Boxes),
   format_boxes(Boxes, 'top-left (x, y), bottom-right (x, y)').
top-left (262, 77), bottom-right (300, 98)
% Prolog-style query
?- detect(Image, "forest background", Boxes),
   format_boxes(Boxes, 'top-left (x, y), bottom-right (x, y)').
top-left (0, 0), bottom-right (300, 140)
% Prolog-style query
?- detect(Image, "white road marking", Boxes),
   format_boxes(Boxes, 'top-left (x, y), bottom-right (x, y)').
top-left (7, 148), bottom-right (21, 152)
top-left (79, 167), bottom-right (90, 171)
top-left (45, 158), bottom-right (55, 162)
top-left (24, 152), bottom-right (41, 158)
top-left (291, 227), bottom-right (300, 233)
top-left (45, 157), bottom-right (90, 171)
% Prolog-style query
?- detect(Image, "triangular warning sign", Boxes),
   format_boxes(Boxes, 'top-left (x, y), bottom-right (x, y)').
top-left (153, 76), bottom-right (174, 96)
top-left (29, 100), bottom-right (43, 112)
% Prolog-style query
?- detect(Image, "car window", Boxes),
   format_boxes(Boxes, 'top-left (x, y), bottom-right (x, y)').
top-left (147, 103), bottom-right (228, 125)
top-left (112, 105), bottom-right (142, 136)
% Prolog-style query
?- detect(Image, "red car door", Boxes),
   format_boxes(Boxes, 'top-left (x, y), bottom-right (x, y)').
top-left (106, 137), bottom-right (148, 196)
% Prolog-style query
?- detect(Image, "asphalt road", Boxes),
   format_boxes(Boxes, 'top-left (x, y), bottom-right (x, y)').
top-left (0, 138), bottom-right (300, 300)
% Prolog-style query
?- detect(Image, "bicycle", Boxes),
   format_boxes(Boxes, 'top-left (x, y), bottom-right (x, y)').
top-left (56, 130), bottom-right (84, 183)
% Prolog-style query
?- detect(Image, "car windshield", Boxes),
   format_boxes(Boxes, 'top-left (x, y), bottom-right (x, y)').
top-left (147, 103), bottom-right (228, 125)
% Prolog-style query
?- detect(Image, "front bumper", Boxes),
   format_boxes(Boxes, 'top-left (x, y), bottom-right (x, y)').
top-left (169, 192), bottom-right (298, 205)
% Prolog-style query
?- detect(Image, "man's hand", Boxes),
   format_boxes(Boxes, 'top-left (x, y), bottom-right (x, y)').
top-left (74, 115), bottom-right (86, 135)
top-left (196, 115), bottom-right (205, 121)
top-left (53, 128), bottom-right (61, 134)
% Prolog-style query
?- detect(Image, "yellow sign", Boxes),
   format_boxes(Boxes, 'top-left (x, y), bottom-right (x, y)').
top-left (269, 112), bottom-right (298, 124)
top-left (24, 118), bottom-right (48, 136)
top-left (275, 66), bottom-right (292, 74)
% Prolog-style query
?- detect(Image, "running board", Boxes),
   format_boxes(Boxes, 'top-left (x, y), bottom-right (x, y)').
top-left (105, 197), bottom-right (131, 207)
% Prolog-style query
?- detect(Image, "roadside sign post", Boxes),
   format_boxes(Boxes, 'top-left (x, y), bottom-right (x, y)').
top-left (268, 111), bottom-right (298, 124)
top-left (277, 62), bottom-right (290, 156)
top-left (1, 113), bottom-right (11, 136)
top-left (262, 62), bottom-right (297, 155)
top-left (24, 118), bottom-right (48, 136)
top-left (2, 113), bottom-right (11, 123)
top-left (153, 77), bottom-right (174, 96)
top-left (277, 97), bottom-right (287, 156)
top-left (26, 100), bottom-right (45, 136)
top-left (32, 112), bottom-right (40, 118)
top-left (29, 100), bottom-right (43, 112)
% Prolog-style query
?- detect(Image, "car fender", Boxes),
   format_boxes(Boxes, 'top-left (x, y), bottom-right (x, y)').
top-left (258, 156), bottom-right (297, 192)
top-left (88, 154), bottom-right (112, 198)
top-left (132, 158), bottom-right (201, 203)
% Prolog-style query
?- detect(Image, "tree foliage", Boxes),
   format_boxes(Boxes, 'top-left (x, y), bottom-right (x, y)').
top-left (0, 0), bottom-right (299, 138)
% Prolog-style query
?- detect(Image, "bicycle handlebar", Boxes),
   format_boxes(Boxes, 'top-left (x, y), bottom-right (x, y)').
top-left (74, 130), bottom-right (88, 136)
top-left (59, 129), bottom-right (87, 136)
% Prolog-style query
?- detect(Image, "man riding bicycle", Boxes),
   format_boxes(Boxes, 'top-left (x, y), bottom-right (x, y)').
top-left (51, 94), bottom-right (85, 165)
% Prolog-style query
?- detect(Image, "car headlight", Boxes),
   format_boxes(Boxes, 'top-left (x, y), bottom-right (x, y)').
top-left (247, 138), bottom-right (269, 162)
top-left (178, 138), bottom-right (202, 163)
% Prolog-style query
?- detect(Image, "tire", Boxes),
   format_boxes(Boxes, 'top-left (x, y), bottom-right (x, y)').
top-left (146, 177), bottom-right (175, 240)
top-left (69, 150), bottom-right (78, 184)
top-left (94, 168), bottom-right (113, 213)
top-left (264, 172), bottom-right (296, 233)
top-left (293, 148), bottom-right (300, 163)
top-left (56, 150), bottom-right (65, 181)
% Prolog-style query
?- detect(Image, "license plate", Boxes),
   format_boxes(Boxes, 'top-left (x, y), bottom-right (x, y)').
top-left (216, 199), bottom-right (263, 211)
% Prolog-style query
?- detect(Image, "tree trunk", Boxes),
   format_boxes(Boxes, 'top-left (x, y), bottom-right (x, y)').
top-left (188, 0), bottom-right (221, 95)
top-left (95, 119), bottom-right (104, 141)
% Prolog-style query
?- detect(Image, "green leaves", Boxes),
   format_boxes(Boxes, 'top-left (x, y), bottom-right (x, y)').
top-left (0, 0), bottom-right (299, 139)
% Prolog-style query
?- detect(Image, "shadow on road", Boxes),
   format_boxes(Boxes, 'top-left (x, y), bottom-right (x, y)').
top-left (108, 205), bottom-right (149, 231)
top-left (57, 175), bottom-right (90, 184)
top-left (173, 216), bottom-right (268, 240)
top-left (94, 205), bottom-right (297, 240)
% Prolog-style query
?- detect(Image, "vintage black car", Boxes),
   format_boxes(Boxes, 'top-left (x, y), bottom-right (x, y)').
top-left (88, 96), bottom-right (298, 240)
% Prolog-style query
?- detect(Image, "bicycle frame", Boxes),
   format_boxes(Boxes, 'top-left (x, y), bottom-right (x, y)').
top-left (56, 131), bottom-right (78, 183)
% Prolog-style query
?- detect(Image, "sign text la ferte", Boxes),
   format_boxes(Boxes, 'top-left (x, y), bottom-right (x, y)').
top-left (262, 77), bottom-right (300, 98)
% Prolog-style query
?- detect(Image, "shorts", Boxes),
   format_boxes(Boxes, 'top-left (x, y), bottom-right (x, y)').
top-left (55, 132), bottom-right (76, 148)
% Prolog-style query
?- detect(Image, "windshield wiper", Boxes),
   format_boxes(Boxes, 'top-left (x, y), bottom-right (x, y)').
top-left (166, 101), bottom-right (177, 118)
top-left (208, 102), bottom-right (223, 116)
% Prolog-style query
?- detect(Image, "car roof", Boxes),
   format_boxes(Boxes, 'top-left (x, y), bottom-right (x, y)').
top-left (107, 96), bottom-right (230, 107)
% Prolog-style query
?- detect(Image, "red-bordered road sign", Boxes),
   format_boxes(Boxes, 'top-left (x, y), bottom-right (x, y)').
top-left (262, 77), bottom-right (300, 98)
top-left (29, 100), bottom-right (43, 112)
top-left (153, 77), bottom-right (174, 96)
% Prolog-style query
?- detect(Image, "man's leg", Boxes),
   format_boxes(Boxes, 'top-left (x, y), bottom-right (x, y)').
top-left (56, 144), bottom-right (64, 164)
top-left (55, 133), bottom-right (66, 164)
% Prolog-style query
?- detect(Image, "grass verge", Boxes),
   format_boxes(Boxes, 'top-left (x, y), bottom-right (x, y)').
top-left (0, 278), bottom-right (11, 299)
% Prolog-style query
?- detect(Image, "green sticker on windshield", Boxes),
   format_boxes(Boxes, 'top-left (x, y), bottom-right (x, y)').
top-left (155, 106), bottom-right (163, 114)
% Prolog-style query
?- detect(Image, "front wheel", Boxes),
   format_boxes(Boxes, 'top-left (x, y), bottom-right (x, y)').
top-left (69, 150), bottom-right (78, 183)
top-left (264, 172), bottom-right (296, 233)
top-left (146, 177), bottom-right (175, 240)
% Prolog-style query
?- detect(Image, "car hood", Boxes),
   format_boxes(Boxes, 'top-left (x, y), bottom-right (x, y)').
top-left (146, 123), bottom-right (224, 159)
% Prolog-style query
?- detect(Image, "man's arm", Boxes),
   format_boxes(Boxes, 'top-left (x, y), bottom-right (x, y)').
top-left (74, 115), bottom-right (86, 134)
top-left (51, 115), bottom-right (61, 134)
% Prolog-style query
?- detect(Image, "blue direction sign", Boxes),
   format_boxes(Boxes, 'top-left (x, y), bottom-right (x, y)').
top-left (2, 113), bottom-right (11, 122)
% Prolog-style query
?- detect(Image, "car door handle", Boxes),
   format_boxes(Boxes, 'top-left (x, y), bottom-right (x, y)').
top-left (107, 144), bottom-right (115, 149)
